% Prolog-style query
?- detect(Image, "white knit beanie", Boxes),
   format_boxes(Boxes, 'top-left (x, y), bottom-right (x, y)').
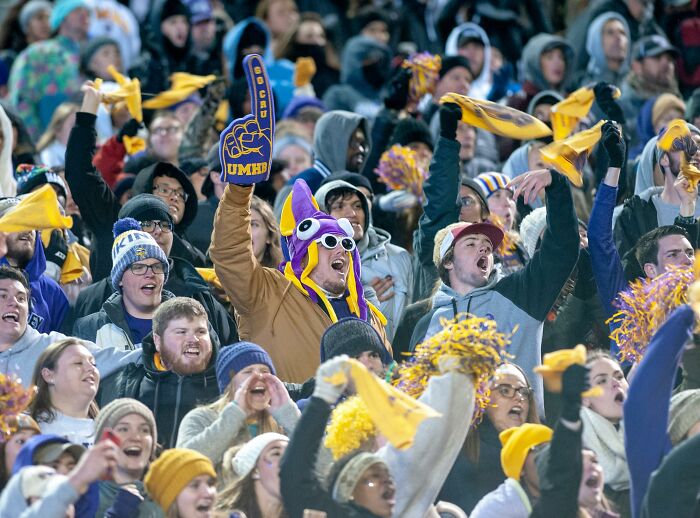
top-left (519, 207), bottom-right (548, 258)
top-left (232, 433), bottom-right (289, 477)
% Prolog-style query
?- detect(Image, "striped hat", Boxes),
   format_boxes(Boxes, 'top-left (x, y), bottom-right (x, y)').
top-left (111, 218), bottom-right (169, 291)
top-left (474, 172), bottom-right (512, 198)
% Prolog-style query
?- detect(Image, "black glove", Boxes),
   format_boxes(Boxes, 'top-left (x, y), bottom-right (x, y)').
top-left (560, 363), bottom-right (590, 422)
top-left (439, 103), bottom-right (462, 140)
top-left (601, 120), bottom-right (626, 168)
top-left (594, 81), bottom-right (625, 124)
top-left (383, 67), bottom-right (412, 111)
top-left (45, 230), bottom-right (68, 268)
top-left (117, 119), bottom-right (143, 143)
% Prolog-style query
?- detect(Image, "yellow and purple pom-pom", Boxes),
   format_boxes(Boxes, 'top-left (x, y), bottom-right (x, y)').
top-left (402, 52), bottom-right (442, 104)
top-left (393, 313), bottom-right (512, 427)
top-left (609, 266), bottom-right (693, 363)
top-left (0, 374), bottom-right (35, 440)
top-left (374, 144), bottom-right (427, 201)
top-left (324, 396), bottom-right (377, 460)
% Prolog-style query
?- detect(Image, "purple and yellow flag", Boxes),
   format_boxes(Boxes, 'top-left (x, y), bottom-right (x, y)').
top-left (550, 86), bottom-right (620, 141)
top-left (539, 120), bottom-right (606, 187)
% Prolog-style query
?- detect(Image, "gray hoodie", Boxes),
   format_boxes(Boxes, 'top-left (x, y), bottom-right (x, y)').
top-left (0, 467), bottom-right (80, 518)
top-left (445, 23), bottom-right (493, 100)
top-left (521, 34), bottom-right (575, 93)
top-left (0, 326), bottom-right (141, 388)
top-left (583, 12), bottom-right (631, 86)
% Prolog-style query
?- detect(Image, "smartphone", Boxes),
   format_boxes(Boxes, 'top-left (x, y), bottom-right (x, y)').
top-left (100, 429), bottom-right (121, 447)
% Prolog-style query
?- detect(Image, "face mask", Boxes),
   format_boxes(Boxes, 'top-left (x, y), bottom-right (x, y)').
top-left (290, 43), bottom-right (326, 65)
top-left (362, 60), bottom-right (390, 90)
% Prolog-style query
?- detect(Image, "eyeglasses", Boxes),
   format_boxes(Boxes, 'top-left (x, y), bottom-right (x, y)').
top-left (315, 233), bottom-right (356, 252)
top-left (493, 384), bottom-right (533, 400)
top-left (128, 262), bottom-right (166, 275)
top-left (140, 220), bottom-right (173, 233)
top-left (151, 126), bottom-right (181, 136)
top-left (153, 185), bottom-right (189, 202)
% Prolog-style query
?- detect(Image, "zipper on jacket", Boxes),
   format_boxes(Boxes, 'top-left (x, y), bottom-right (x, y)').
top-left (170, 376), bottom-right (185, 447)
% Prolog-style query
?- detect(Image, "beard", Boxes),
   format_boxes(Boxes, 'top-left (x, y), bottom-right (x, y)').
top-left (160, 347), bottom-right (211, 376)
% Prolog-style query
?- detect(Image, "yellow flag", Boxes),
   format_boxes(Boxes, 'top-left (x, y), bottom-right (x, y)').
top-left (0, 185), bottom-right (73, 232)
top-left (105, 66), bottom-right (143, 122)
top-left (550, 86), bottom-right (621, 141)
top-left (534, 345), bottom-right (603, 397)
top-left (657, 119), bottom-right (693, 152)
top-left (122, 136), bottom-right (146, 155)
top-left (539, 120), bottom-right (606, 187)
top-left (143, 72), bottom-right (217, 109)
top-left (325, 358), bottom-right (441, 450)
top-left (60, 242), bottom-right (88, 284)
top-left (439, 93), bottom-right (552, 140)
top-left (195, 268), bottom-right (223, 291)
top-left (681, 154), bottom-right (700, 192)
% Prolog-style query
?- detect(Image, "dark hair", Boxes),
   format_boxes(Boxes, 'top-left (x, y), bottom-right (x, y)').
top-left (29, 338), bottom-right (100, 423)
top-left (634, 225), bottom-right (690, 269)
top-left (437, 248), bottom-right (454, 285)
top-left (0, 265), bottom-right (30, 293)
top-left (325, 188), bottom-right (364, 216)
top-left (153, 297), bottom-right (207, 337)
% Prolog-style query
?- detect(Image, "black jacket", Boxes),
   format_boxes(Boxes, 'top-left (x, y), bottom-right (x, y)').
top-left (280, 397), bottom-right (385, 518)
top-left (189, 195), bottom-right (219, 257)
top-left (97, 329), bottom-right (221, 449)
top-left (71, 257), bottom-right (237, 344)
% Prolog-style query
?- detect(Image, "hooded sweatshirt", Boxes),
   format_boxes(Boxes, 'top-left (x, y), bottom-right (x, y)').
top-left (323, 36), bottom-right (392, 121)
top-left (583, 12), bottom-right (631, 86)
top-left (274, 111), bottom-right (370, 216)
top-left (0, 236), bottom-right (68, 334)
top-left (0, 466), bottom-right (82, 518)
top-left (315, 180), bottom-right (413, 340)
top-left (445, 22), bottom-right (493, 100)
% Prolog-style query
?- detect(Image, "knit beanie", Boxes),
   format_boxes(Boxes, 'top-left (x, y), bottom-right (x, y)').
top-left (652, 94), bottom-right (686, 130)
top-left (460, 177), bottom-right (489, 213)
top-left (474, 172), bottom-right (511, 198)
top-left (499, 423), bottom-right (553, 480)
top-left (668, 389), bottom-right (700, 445)
top-left (113, 175), bottom-right (136, 202)
top-left (80, 37), bottom-right (119, 75)
top-left (160, 0), bottom-right (190, 22)
top-left (389, 118), bottom-right (434, 152)
top-left (232, 432), bottom-right (289, 477)
top-left (15, 165), bottom-right (66, 199)
top-left (50, 0), bottom-right (88, 31)
top-left (439, 55), bottom-right (472, 79)
top-left (111, 218), bottom-right (169, 291)
top-left (19, 0), bottom-right (52, 34)
top-left (216, 342), bottom-right (276, 393)
top-left (519, 207), bottom-right (547, 258)
top-left (272, 135), bottom-right (314, 160)
top-left (118, 194), bottom-right (172, 224)
top-left (144, 448), bottom-right (216, 512)
top-left (0, 197), bottom-right (21, 218)
top-left (331, 452), bottom-right (387, 504)
top-left (320, 317), bottom-right (391, 364)
top-left (93, 399), bottom-right (157, 455)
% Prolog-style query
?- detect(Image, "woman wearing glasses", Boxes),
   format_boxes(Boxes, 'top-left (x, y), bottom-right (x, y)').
top-left (438, 362), bottom-right (540, 514)
top-left (73, 218), bottom-right (170, 351)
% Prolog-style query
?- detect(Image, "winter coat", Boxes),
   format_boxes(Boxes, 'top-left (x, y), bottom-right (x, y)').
top-left (96, 480), bottom-right (161, 518)
top-left (189, 195), bottom-right (219, 256)
top-left (0, 326), bottom-right (140, 388)
top-left (413, 172), bottom-right (580, 417)
top-left (575, 12), bottom-right (631, 87)
top-left (97, 330), bottom-right (222, 449)
top-left (72, 257), bottom-right (237, 345)
top-left (624, 305), bottom-right (694, 518)
top-left (0, 467), bottom-right (84, 518)
top-left (0, 236), bottom-right (68, 334)
top-left (444, 23), bottom-right (493, 100)
top-left (73, 290), bottom-right (175, 351)
top-left (211, 185), bottom-right (391, 383)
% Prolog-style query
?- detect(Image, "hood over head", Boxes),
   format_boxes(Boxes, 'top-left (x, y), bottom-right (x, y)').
top-left (522, 33), bottom-right (574, 91)
top-left (223, 17), bottom-right (274, 81)
top-left (340, 35), bottom-right (392, 99)
top-left (445, 22), bottom-right (493, 100)
top-left (312, 110), bottom-right (370, 173)
top-left (314, 179), bottom-right (371, 234)
top-left (585, 12), bottom-right (631, 80)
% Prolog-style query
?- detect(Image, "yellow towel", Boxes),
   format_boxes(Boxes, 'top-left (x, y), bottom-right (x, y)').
top-left (325, 358), bottom-right (441, 451)
top-left (681, 154), bottom-right (700, 192)
top-left (0, 185), bottom-right (73, 232)
top-left (143, 72), bottom-right (217, 109)
top-left (293, 57), bottom-right (316, 87)
top-left (550, 86), bottom-right (620, 141)
top-left (439, 93), bottom-right (552, 140)
top-left (122, 136), bottom-right (146, 155)
top-left (534, 345), bottom-right (603, 397)
top-left (60, 242), bottom-right (88, 284)
top-left (657, 119), bottom-right (691, 152)
top-left (539, 120), bottom-right (606, 187)
top-left (196, 268), bottom-right (223, 291)
top-left (102, 66), bottom-right (143, 122)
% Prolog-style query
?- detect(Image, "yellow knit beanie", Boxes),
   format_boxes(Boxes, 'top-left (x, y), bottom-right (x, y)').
top-left (499, 423), bottom-right (553, 480)
top-left (144, 448), bottom-right (216, 512)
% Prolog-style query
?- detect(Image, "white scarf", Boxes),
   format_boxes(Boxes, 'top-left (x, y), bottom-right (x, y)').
top-left (580, 407), bottom-right (630, 491)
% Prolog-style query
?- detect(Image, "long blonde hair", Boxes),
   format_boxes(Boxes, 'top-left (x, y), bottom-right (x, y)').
top-left (36, 103), bottom-right (79, 152)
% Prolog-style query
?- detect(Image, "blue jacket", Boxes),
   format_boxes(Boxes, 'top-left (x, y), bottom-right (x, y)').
top-left (0, 234), bottom-right (68, 333)
top-left (624, 305), bottom-right (694, 518)
top-left (12, 434), bottom-right (99, 518)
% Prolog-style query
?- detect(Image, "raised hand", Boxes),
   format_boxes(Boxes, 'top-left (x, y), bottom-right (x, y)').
top-left (507, 169), bottom-right (553, 206)
top-left (600, 121), bottom-right (625, 168)
top-left (220, 54), bottom-right (275, 184)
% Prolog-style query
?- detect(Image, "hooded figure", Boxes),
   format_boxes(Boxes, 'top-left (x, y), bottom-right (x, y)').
top-left (315, 179), bottom-right (413, 340)
top-left (274, 110), bottom-right (370, 217)
top-left (322, 35), bottom-right (392, 121)
top-left (581, 12), bottom-right (631, 87)
top-left (222, 17), bottom-right (295, 114)
top-left (445, 22), bottom-right (493, 100)
top-left (507, 34), bottom-right (574, 113)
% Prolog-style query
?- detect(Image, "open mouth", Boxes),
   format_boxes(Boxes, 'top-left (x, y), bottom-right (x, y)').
top-left (476, 256), bottom-right (488, 273)
top-left (141, 283), bottom-right (157, 295)
top-left (508, 405), bottom-right (524, 420)
top-left (585, 473), bottom-right (601, 488)
top-left (331, 258), bottom-right (346, 272)
top-left (1, 312), bottom-right (19, 323)
top-left (183, 346), bottom-right (200, 358)
top-left (249, 383), bottom-right (267, 396)
top-left (123, 446), bottom-right (143, 458)
top-left (195, 502), bottom-right (213, 513)
top-left (82, 375), bottom-right (96, 384)
top-left (382, 487), bottom-right (396, 505)
top-left (614, 391), bottom-right (625, 404)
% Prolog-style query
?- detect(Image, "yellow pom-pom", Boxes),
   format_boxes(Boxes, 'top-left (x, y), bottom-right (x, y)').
top-left (0, 374), bottom-right (36, 440)
top-left (324, 396), bottom-right (377, 460)
top-left (402, 52), bottom-right (442, 104)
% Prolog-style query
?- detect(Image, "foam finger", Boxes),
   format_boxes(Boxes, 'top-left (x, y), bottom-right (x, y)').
top-left (243, 54), bottom-right (274, 134)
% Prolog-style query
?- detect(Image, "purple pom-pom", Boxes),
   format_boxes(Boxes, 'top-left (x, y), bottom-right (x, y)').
top-left (113, 217), bottom-right (142, 238)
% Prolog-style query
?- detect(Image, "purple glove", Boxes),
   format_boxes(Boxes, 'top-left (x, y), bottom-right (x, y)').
top-left (219, 54), bottom-right (275, 185)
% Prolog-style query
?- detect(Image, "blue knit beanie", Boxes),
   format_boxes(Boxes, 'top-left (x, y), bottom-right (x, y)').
top-left (50, 0), bottom-right (88, 31)
top-left (216, 342), bottom-right (276, 393)
top-left (111, 218), bottom-right (169, 291)
top-left (474, 172), bottom-right (512, 198)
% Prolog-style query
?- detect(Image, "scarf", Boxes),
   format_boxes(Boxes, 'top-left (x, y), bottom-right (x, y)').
top-left (580, 407), bottom-right (629, 491)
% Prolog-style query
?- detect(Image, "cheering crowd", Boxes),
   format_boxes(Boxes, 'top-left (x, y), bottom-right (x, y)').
top-left (0, 0), bottom-right (699, 516)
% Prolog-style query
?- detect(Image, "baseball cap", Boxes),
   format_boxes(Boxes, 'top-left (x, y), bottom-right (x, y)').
top-left (34, 442), bottom-right (86, 465)
top-left (437, 221), bottom-right (504, 262)
top-left (633, 35), bottom-right (679, 61)
top-left (183, 0), bottom-right (213, 24)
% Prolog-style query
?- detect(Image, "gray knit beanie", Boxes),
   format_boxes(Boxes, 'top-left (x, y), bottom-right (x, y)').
top-left (519, 207), bottom-right (548, 258)
top-left (668, 389), bottom-right (700, 446)
top-left (94, 398), bottom-right (158, 454)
